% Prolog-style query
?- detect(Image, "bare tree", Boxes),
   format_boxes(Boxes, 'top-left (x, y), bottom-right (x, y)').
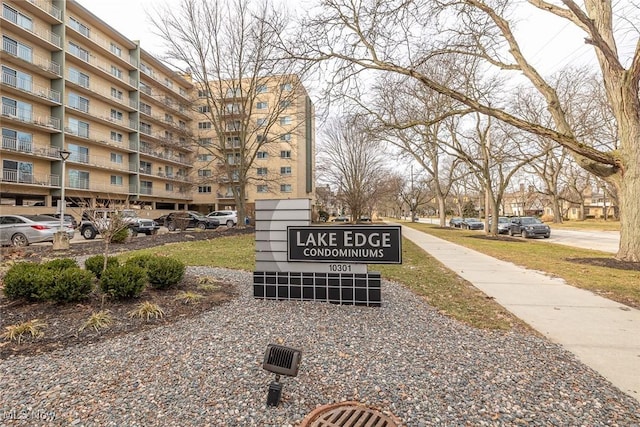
top-left (291, 0), bottom-right (640, 261)
top-left (150, 0), bottom-right (311, 223)
top-left (319, 117), bottom-right (390, 221)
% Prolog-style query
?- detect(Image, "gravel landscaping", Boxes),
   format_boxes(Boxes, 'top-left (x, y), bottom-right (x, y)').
top-left (1, 267), bottom-right (639, 426)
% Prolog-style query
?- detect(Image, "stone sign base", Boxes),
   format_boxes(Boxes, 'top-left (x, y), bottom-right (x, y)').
top-left (253, 271), bottom-right (381, 306)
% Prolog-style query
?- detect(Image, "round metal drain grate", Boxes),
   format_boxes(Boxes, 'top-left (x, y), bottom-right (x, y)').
top-left (299, 401), bottom-right (403, 427)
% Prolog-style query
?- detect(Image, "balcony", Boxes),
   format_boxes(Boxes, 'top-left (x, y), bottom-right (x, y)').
top-left (1, 136), bottom-right (62, 158)
top-left (66, 69), bottom-right (137, 111)
top-left (1, 71), bottom-right (61, 105)
top-left (1, 39), bottom-right (61, 77)
top-left (66, 104), bottom-right (138, 131)
top-left (66, 48), bottom-right (137, 89)
top-left (1, 168), bottom-right (58, 187)
top-left (66, 18), bottom-right (137, 68)
top-left (139, 146), bottom-right (193, 166)
top-left (1, 104), bottom-right (61, 131)
top-left (140, 67), bottom-right (192, 102)
top-left (65, 151), bottom-right (131, 174)
top-left (2, 7), bottom-right (62, 49)
top-left (24, 0), bottom-right (62, 22)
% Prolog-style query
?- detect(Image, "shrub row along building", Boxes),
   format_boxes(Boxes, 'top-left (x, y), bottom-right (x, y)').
top-left (1, 0), bottom-right (315, 216)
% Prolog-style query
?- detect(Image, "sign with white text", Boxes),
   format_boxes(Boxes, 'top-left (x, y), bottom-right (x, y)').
top-left (287, 226), bottom-right (402, 264)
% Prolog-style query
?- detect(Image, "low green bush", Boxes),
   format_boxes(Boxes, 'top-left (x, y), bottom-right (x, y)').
top-left (100, 264), bottom-right (146, 299)
top-left (3, 263), bottom-right (54, 301)
top-left (85, 255), bottom-right (120, 279)
top-left (147, 257), bottom-right (185, 289)
top-left (44, 258), bottom-right (79, 271)
top-left (125, 253), bottom-right (156, 271)
top-left (110, 227), bottom-right (130, 243)
top-left (47, 268), bottom-right (94, 302)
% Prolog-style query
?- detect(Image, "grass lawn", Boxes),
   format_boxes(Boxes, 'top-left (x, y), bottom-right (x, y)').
top-left (404, 222), bottom-right (640, 309)
top-left (548, 219), bottom-right (620, 231)
top-left (121, 232), bottom-right (531, 331)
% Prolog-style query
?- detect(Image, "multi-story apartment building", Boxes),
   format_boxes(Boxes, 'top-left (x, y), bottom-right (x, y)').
top-left (1, 0), bottom-right (315, 216)
top-left (190, 75), bottom-right (315, 215)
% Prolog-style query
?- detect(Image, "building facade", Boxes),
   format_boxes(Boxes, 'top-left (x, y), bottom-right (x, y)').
top-left (1, 0), bottom-right (315, 216)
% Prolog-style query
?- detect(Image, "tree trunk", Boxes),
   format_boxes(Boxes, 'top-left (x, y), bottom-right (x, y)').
top-left (437, 196), bottom-right (447, 227)
top-left (616, 121), bottom-right (640, 261)
top-left (552, 196), bottom-right (563, 224)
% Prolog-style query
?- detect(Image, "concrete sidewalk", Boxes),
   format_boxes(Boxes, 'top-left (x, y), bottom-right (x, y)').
top-left (401, 226), bottom-right (640, 402)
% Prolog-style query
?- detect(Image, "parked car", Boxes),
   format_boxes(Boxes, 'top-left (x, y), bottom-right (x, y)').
top-left (46, 213), bottom-right (79, 229)
top-left (332, 216), bottom-right (349, 222)
top-left (153, 214), bottom-right (168, 227)
top-left (80, 209), bottom-right (159, 239)
top-left (449, 217), bottom-right (463, 228)
top-left (206, 210), bottom-right (238, 227)
top-left (0, 214), bottom-right (75, 247)
top-left (461, 218), bottom-right (484, 230)
top-left (508, 217), bottom-right (551, 238)
top-left (165, 211), bottom-right (219, 231)
top-left (489, 216), bottom-right (511, 234)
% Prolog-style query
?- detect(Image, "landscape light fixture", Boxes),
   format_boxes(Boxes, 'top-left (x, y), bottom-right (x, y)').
top-left (262, 344), bottom-right (302, 407)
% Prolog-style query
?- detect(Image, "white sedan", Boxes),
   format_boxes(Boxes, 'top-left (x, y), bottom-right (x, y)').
top-left (0, 214), bottom-right (75, 247)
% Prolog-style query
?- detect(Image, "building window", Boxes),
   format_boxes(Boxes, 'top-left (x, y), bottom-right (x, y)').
top-left (198, 169), bottom-right (212, 177)
top-left (69, 17), bottom-right (90, 37)
top-left (256, 134), bottom-right (267, 143)
top-left (110, 175), bottom-right (123, 185)
top-left (280, 116), bottom-right (292, 125)
top-left (199, 138), bottom-right (212, 146)
top-left (69, 41), bottom-right (89, 61)
top-left (256, 118), bottom-right (267, 127)
top-left (197, 154), bottom-right (213, 161)
top-left (280, 133), bottom-right (291, 141)
top-left (110, 131), bottom-right (123, 142)
top-left (280, 150), bottom-right (291, 158)
top-left (68, 118), bottom-right (89, 138)
top-left (2, 36), bottom-right (32, 62)
top-left (69, 170), bottom-right (90, 189)
top-left (165, 113), bottom-right (173, 123)
top-left (257, 151), bottom-right (268, 159)
top-left (280, 184), bottom-right (292, 192)
top-left (1, 128), bottom-right (32, 152)
top-left (140, 161), bottom-right (152, 174)
top-left (110, 43), bottom-right (122, 57)
top-left (257, 185), bottom-right (268, 193)
top-left (111, 87), bottom-right (123, 100)
top-left (69, 67), bottom-right (89, 88)
top-left (257, 101), bottom-right (268, 109)
top-left (69, 93), bottom-right (89, 113)
top-left (198, 186), bottom-right (212, 193)
top-left (226, 121), bottom-right (241, 131)
top-left (164, 77), bottom-right (173, 88)
top-left (280, 83), bottom-right (292, 91)
top-left (3, 5), bottom-right (33, 31)
top-left (198, 105), bottom-right (210, 113)
top-left (110, 153), bottom-right (123, 164)
top-left (256, 84), bottom-right (268, 94)
top-left (165, 183), bottom-right (174, 191)
top-left (111, 65), bottom-right (122, 79)
top-left (197, 89), bottom-right (211, 98)
top-left (140, 180), bottom-right (153, 194)
top-left (110, 109), bottom-right (123, 121)
top-left (225, 87), bottom-right (241, 98)
top-left (198, 122), bottom-right (212, 129)
top-left (280, 166), bottom-right (292, 175)
top-left (257, 167), bottom-right (267, 176)
top-left (280, 100), bottom-right (291, 108)
top-left (140, 103), bottom-right (151, 115)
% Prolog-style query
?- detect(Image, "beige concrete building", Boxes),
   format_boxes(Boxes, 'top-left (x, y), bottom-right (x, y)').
top-left (1, 0), bottom-right (315, 217)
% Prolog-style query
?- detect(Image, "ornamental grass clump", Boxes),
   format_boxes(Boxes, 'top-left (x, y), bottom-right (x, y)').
top-left (128, 301), bottom-right (164, 321)
top-left (2, 319), bottom-right (47, 344)
top-left (80, 310), bottom-right (113, 333)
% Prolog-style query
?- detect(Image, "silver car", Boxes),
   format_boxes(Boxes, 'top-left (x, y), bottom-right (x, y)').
top-left (206, 210), bottom-right (238, 227)
top-left (0, 214), bottom-right (75, 247)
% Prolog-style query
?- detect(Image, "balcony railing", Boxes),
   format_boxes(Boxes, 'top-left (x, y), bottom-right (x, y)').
top-left (66, 70), bottom-right (137, 109)
top-left (67, 48), bottom-right (137, 87)
top-left (25, 0), bottom-right (62, 21)
top-left (1, 104), bottom-right (61, 130)
top-left (66, 103), bottom-right (138, 130)
top-left (1, 168), bottom-right (58, 186)
top-left (66, 18), bottom-right (137, 67)
top-left (1, 71), bottom-right (61, 103)
top-left (2, 7), bottom-right (62, 48)
top-left (67, 151), bottom-right (131, 173)
top-left (2, 39), bottom-right (61, 76)
top-left (1, 136), bottom-right (62, 158)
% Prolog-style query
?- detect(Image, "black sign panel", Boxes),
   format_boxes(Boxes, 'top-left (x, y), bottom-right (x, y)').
top-left (287, 225), bottom-right (402, 264)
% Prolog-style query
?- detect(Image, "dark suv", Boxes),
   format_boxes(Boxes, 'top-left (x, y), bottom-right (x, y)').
top-left (165, 211), bottom-right (219, 231)
top-left (508, 217), bottom-right (550, 238)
